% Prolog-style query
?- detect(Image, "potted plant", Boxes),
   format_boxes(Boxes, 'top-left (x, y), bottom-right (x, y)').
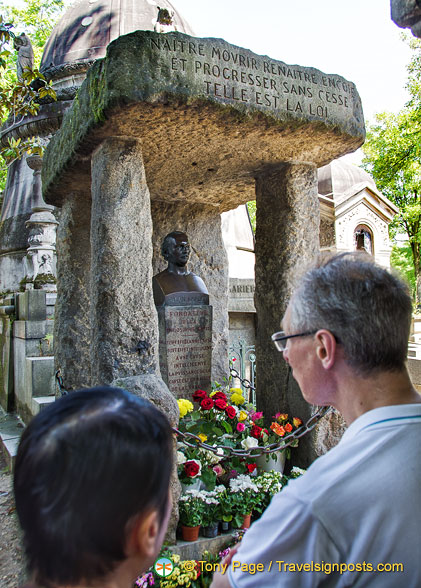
top-left (199, 489), bottom-right (220, 538)
top-left (229, 474), bottom-right (260, 529)
top-left (178, 490), bottom-right (204, 541)
top-left (215, 486), bottom-right (233, 531)
top-left (252, 412), bottom-right (303, 473)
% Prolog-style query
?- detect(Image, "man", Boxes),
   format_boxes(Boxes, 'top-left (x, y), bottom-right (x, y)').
top-left (152, 231), bottom-right (209, 306)
top-left (14, 387), bottom-right (173, 588)
top-left (211, 252), bottom-right (421, 587)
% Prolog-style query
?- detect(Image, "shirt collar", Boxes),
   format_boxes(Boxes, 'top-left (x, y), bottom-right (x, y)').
top-left (341, 403), bottom-right (421, 442)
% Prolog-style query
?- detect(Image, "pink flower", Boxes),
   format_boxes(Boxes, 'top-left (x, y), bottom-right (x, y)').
top-left (236, 422), bottom-right (245, 432)
top-left (250, 411), bottom-right (263, 422)
top-left (213, 464), bottom-right (224, 476)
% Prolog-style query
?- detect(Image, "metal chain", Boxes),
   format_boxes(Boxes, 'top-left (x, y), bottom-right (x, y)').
top-left (55, 370), bottom-right (333, 458)
top-left (173, 405), bottom-right (332, 458)
top-left (230, 367), bottom-right (255, 392)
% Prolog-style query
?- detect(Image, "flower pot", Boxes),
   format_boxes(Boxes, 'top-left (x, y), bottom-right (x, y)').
top-left (256, 450), bottom-right (286, 474)
top-left (181, 524), bottom-right (200, 541)
top-left (181, 479), bottom-right (202, 494)
top-left (220, 520), bottom-right (232, 532)
top-left (202, 522), bottom-right (219, 538)
top-left (241, 513), bottom-right (252, 529)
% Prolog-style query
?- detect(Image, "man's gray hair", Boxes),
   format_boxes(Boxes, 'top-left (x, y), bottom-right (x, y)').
top-left (289, 252), bottom-right (413, 374)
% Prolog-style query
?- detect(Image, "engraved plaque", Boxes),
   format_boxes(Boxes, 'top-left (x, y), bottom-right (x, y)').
top-left (158, 305), bottom-right (212, 398)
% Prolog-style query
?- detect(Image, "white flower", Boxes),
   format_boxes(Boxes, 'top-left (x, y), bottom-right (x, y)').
top-left (241, 436), bottom-right (259, 450)
top-left (229, 474), bottom-right (259, 493)
top-left (177, 451), bottom-right (186, 465)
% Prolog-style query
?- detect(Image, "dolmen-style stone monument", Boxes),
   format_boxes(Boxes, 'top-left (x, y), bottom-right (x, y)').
top-left (41, 30), bottom-right (365, 469)
top-left (153, 231), bottom-right (212, 396)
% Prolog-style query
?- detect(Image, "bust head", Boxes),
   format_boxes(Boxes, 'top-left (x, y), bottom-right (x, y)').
top-left (161, 231), bottom-right (190, 267)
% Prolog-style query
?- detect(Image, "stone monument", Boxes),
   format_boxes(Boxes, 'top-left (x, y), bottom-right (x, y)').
top-left (153, 231), bottom-right (212, 397)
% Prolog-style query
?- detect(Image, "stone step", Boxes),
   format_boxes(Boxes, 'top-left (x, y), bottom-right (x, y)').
top-left (0, 410), bottom-right (25, 472)
top-left (168, 531), bottom-right (236, 562)
top-left (31, 396), bottom-right (55, 417)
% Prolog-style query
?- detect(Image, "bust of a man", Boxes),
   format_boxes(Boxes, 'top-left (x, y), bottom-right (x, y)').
top-left (153, 231), bottom-right (209, 306)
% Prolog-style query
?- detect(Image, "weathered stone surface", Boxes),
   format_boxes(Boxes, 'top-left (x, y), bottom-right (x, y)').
top-left (90, 137), bottom-right (158, 384)
top-left (54, 191), bottom-right (92, 390)
top-left (314, 408), bottom-right (347, 456)
top-left (43, 31), bottom-right (365, 210)
top-left (151, 203), bottom-right (229, 385)
top-left (111, 373), bottom-right (180, 544)
top-left (229, 278), bottom-right (255, 313)
top-left (158, 305), bottom-right (212, 397)
top-left (391, 0), bottom-right (421, 38)
top-left (254, 163), bottom-right (320, 467)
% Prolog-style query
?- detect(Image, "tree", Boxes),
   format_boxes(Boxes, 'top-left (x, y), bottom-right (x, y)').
top-left (0, 1), bottom-right (64, 190)
top-left (362, 38), bottom-right (421, 303)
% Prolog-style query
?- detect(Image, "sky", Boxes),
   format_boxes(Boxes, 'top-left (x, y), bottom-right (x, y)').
top-left (171, 0), bottom-right (414, 164)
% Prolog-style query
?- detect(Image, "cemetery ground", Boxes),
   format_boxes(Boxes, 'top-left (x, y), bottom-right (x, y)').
top-left (0, 450), bottom-right (26, 587)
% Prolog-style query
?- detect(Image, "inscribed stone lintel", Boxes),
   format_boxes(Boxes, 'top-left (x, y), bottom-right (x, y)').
top-left (158, 305), bottom-right (212, 398)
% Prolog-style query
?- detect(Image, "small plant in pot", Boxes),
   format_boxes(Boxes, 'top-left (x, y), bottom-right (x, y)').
top-left (229, 474), bottom-right (260, 529)
top-left (178, 490), bottom-right (204, 541)
top-left (199, 489), bottom-right (220, 538)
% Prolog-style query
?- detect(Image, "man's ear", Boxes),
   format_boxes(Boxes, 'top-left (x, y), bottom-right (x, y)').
top-left (315, 329), bottom-right (337, 370)
top-left (127, 510), bottom-right (159, 559)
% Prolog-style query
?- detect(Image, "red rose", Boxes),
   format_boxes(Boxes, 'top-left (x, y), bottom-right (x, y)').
top-left (246, 463), bottom-right (257, 474)
top-left (193, 389), bottom-right (207, 402)
top-left (285, 423), bottom-right (293, 433)
top-left (213, 391), bottom-right (227, 401)
top-left (201, 397), bottom-right (214, 410)
top-left (214, 398), bottom-right (228, 410)
top-left (184, 460), bottom-right (201, 478)
top-left (251, 424), bottom-right (263, 439)
top-left (225, 406), bottom-right (236, 419)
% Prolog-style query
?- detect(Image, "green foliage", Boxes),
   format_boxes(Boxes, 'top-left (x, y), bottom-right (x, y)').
top-left (247, 200), bottom-right (256, 233)
top-left (362, 37), bottom-right (421, 302)
top-left (0, 1), bottom-right (65, 190)
top-left (390, 241), bottom-right (416, 295)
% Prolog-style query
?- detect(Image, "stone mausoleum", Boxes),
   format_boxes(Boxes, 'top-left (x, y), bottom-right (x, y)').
top-left (0, 0), bottom-right (369, 473)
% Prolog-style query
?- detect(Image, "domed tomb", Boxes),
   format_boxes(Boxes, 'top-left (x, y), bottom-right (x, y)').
top-left (41, 0), bottom-right (194, 82)
top-left (318, 159), bottom-right (376, 198)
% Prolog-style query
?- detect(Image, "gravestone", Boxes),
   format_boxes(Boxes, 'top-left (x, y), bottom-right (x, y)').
top-left (153, 231), bottom-right (212, 397)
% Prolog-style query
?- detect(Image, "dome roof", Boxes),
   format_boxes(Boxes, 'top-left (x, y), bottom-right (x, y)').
top-left (41, 0), bottom-right (194, 75)
top-left (318, 159), bottom-right (376, 197)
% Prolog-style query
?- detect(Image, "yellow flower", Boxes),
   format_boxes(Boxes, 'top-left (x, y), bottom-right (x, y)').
top-left (172, 554), bottom-right (180, 564)
top-left (177, 398), bottom-right (193, 418)
top-left (198, 433), bottom-right (208, 442)
top-left (230, 387), bottom-right (243, 394)
top-left (231, 392), bottom-right (245, 405)
top-left (238, 410), bottom-right (248, 421)
top-left (210, 390), bottom-right (216, 397)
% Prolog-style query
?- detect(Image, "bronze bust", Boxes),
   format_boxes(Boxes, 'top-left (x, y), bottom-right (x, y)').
top-left (153, 231), bottom-right (209, 306)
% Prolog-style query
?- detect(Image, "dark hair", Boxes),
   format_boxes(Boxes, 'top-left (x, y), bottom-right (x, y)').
top-left (13, 387), bottom-right (173, 587)
top-left (289, 252), bottom-right (413, 374)
top-left (161, 231), bottom-right (188, 259)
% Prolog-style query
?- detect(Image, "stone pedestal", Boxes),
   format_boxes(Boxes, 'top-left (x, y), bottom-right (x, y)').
top-left (254, 163), bottom-right (320, 466)
top-left (158, 305), bottom-right (212, 397)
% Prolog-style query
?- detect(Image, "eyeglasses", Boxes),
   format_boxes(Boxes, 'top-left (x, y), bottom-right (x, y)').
top-left (271, 330), bottom-right (318, 352)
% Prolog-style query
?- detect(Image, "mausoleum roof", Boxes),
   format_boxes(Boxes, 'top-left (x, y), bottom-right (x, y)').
top-left (318, 159), bottom-right (376, 197)
top-left (40, 0), bottom-right (194, 75)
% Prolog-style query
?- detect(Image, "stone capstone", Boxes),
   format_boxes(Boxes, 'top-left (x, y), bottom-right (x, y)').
top-left (42, 31), bottom-right (365, 210)
top-left (391, 0), bottom-right (421, 38)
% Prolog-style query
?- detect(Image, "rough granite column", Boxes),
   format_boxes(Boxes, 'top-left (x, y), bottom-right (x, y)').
top-left (55, 191), bottom-right (92, 390)
top-left (91, 137), bottom-right (180, 543)
top-left (90, 136), bottom-right (159, 383)
top-left (255, 163), bottom-right (320, 467)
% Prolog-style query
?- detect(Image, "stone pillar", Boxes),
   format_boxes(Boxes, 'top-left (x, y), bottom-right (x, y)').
top-left (90, 136), bottom-right (159, 384)
top-left (254, 163), bottom-right (320, 467)
top-left (55, 191), bottom-right (92, 390)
